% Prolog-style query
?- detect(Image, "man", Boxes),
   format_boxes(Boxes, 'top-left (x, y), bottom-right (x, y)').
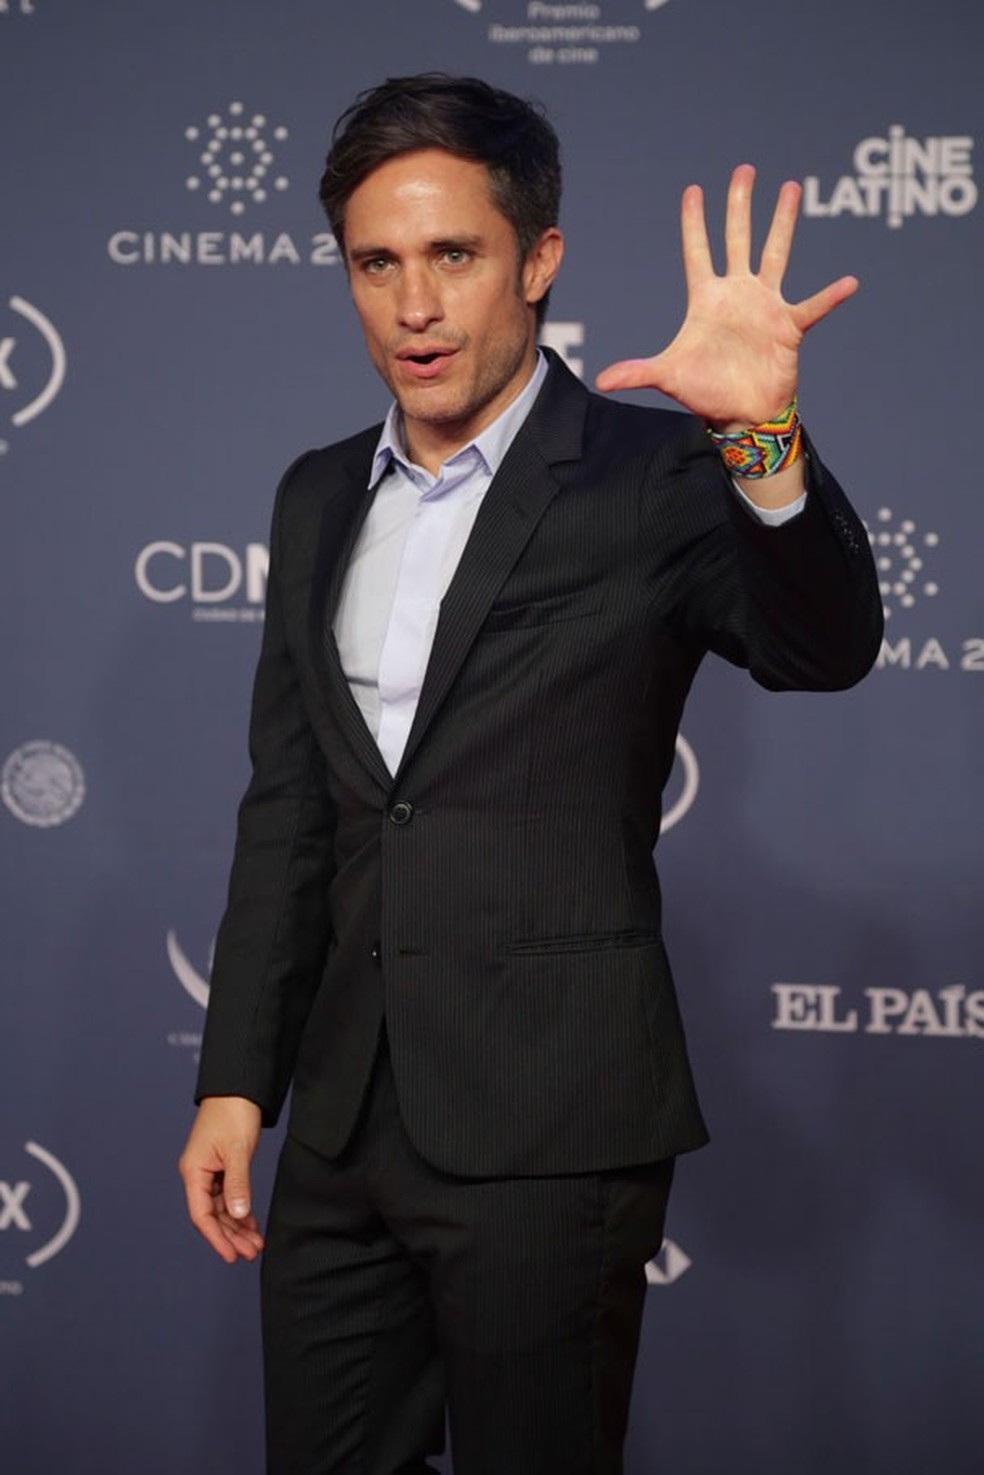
top-left (179, 75), bottom-right (882, 1475)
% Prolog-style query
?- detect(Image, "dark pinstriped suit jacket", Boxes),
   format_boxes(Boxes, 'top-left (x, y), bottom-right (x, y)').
top-left (196, 351), bottom-right (883, 1177)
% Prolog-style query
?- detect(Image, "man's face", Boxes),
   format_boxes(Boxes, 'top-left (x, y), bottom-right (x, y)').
top-left (343, 149), bottom-right (563, 472)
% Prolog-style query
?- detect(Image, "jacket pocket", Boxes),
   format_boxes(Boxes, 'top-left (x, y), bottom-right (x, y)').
top-left (482, 592), bottom-right (602, 632)
top-left (505, 929), bottom-right (660, 957)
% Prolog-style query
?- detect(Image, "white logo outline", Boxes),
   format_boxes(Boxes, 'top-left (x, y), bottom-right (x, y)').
top-left (24, 1143), bottom-right (80, 1268)
top-left (1, 298), bottom-right (66, 448)
top-left (646, 1237), bottom-right (692, 1285)
top-left (0, 1143), bottom-right (81, 1270)
top-left (1, 740), bottom-right (86, 828)
top-left (167, 930), bottom-right (212, 1009)
top-left (660, 734), bottom-right (699, 834)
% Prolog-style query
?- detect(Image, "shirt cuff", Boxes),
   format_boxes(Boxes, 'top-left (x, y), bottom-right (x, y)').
top-left (731, 479), bottom-right (807, 526)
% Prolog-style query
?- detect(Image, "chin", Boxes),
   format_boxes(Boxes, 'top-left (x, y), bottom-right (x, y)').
top-left (399, 391), bottom-right (470, 426)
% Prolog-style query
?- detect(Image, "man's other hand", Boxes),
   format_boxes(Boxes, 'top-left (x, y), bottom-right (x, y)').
top-left (178, 1097), bottom-right (265, 1264)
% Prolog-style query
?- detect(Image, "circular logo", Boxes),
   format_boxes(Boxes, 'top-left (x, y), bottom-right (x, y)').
top-left (1, 296), bottom-right (67, 454)
top-left (0, 1142), bottom-right (81, 1281)
top-left (1, 741), bottom-right (86, 828)
top-left (660, 733), bottom-right (699, 834)
top-left (166, 929), bottom-right (213, 1009)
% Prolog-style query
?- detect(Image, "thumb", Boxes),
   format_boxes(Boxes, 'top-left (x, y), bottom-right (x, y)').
top-left (222, 1144), bottom-right (252, 1220)
top-left (595, 354), bottom-right (667, 395)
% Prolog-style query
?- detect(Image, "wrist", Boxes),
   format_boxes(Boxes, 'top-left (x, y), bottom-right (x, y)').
top-left (733, 458), bottom-right (807, 511)
top-left (706, 398), bottom-right (803, 479)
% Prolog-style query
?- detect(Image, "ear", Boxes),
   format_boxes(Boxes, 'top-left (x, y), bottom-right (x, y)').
top-left (522, 227), bottom-right (564, 307)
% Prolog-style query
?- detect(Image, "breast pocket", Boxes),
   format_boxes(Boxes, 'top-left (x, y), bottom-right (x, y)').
top-left (482, 592), bottom-right (602, 633)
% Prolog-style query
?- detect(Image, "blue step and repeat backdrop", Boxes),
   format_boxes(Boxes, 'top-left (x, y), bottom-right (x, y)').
top-left (1, 2), bottom-right (980, 1471)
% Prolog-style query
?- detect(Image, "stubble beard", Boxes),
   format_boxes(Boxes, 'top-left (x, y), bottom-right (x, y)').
top-left (395, 326), bottom-right (532, 437)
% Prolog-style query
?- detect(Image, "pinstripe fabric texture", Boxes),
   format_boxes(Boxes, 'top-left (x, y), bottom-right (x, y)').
top-left (261, 1034), bottom-right (675, 1475)
top-left (197, 351), bottom-right (883, 1178)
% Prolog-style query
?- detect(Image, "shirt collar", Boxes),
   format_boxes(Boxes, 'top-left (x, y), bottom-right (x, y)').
top-left (369, 350), bottom-right (549, 488)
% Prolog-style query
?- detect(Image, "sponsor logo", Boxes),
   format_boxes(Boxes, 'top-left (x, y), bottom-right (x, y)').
top-left (0, 1142), bottom-right (81, 1295)
top-left (165, 929), bottom-right (212, 1063)
top-left (167, 929), bottom-right (211, 1009)
top-left (134, 539), bottom-right (268, 622)
top-left (867, 506), bottom-right (939, 621)
top-left (864, 506), bottom-right (982, 675)
top-left (107, 100), bottom-right (340, 269)
top-left (875, 634), bottom-right (983, 673)
top-left (450, 0), bottom-right (670, 67)
top-left (184, 101), bottom-right (289, 217)
top-left (661, 733), bottom-right (699, 835)
top-left (646, 1238), bottom-right (692, 1286)
top-left (0, 1), bottom-right (36, 14)
top-left (0, 296), bottom-right (66, 455)
top-left (804, 128), bottom-right (977, 228)
top-left (2, 741), bottom-right (85, 827)
top-left (771, 983), bottom-right (984, 1038)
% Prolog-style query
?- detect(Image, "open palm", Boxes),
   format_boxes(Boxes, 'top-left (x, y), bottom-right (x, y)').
top-left (595, 165), bottom-right (858, 429)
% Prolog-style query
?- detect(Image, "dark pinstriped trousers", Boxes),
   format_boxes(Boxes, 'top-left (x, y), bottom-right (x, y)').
top-left (261, 1035), bottom-right (674, 1475)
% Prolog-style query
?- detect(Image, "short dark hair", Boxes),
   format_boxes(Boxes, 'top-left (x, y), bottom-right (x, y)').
top-left (319, 74), bottom-right (562, 324)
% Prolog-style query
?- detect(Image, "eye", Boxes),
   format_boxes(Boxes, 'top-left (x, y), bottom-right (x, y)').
top-left (441, 248), bottom-right (471, 266)
top-left (361, 256), bottom-right (393, 276)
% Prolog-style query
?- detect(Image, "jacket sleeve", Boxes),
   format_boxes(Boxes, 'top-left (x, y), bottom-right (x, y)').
top-left (653, 422), bottom-right (884, 691)
top-left (195, 456), bottom-right (336, 1124)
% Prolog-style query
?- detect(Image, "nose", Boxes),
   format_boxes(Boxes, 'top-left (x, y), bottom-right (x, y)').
top-left (396, 263), bottom-right (443, 332)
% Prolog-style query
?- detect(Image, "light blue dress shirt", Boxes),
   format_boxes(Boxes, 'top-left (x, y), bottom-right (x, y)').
top-left (333, 354), bottom-right (550, 775)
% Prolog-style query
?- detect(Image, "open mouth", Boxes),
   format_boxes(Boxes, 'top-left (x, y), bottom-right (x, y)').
top-left (398, 346), bottom-right (457, 364)
top-left (396, 347), bottom-right (458, 379)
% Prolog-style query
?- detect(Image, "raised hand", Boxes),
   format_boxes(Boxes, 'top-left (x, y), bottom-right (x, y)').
top-left (595, 164), bottom-right (858, 430)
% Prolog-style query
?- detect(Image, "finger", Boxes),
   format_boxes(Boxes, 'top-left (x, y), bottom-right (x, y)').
top-left (187, 1174), bottom-right (264, 1261)
top-left (213, 1196), bottom-right (263, 1240)
top-left (215, 1207), bottom-right (265, 1257)
top-left (724, 163), bottom-right (755, 276)
top-left (183, 1169), bottom-right (239, 1263)
top-left (595, 353), bottom-right (670, 395)
top-left (759, 179), bottom-right (802, 289)
top-left (221, 1142), bottom-right (253, 1221)
top-left (792, 274), bottom-right (860, 332)
top-left (680, 184), bottom-right (715, 290)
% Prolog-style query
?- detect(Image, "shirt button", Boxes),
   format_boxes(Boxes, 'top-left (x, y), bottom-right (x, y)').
top-left (370, 942), bottom-right (382, 966)
top-left (389, 800), bottom-right (414, 826)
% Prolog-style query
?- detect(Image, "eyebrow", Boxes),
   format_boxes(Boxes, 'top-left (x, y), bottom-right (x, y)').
top-left (430, 235), bottom-right (484, 253)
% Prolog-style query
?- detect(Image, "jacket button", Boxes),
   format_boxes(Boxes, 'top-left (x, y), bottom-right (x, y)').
top-left (389, 800), bottom-right (414, 826)
top-left (370, 942), bottom-right (381, 966)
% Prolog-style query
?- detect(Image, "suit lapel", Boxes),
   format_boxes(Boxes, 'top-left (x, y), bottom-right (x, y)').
top-left (305, 434), bottom-right (394, 792)
top-left (394, 354), bottom-right (588, 781)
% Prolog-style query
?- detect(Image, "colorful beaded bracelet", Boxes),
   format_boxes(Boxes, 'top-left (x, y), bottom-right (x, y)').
top-left (705, 398), bottom-right (803, 479)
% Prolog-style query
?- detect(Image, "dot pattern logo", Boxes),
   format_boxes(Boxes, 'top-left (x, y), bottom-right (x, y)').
top-left (185, 102), bottom-right (289, 216)
top-left (866, 506), bottom-right (940, 619)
